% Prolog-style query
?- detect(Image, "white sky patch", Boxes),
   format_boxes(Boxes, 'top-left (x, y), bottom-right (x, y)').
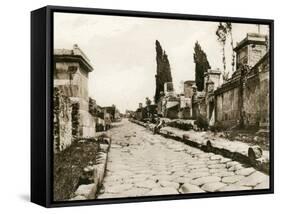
top-left (54, 12), bottom-right (269, 113)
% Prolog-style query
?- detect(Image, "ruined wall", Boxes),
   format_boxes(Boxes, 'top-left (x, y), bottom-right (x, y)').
top-left (242, 54), bottom-right (269, 128)
top-left (53, 87), bottom-right (72, 153)
top-left (243, 76), bottom-right (260, 127)
top-left (259, 63), bottom-right (270, 127)
top-left (215, 87), bottom-right (239, 128)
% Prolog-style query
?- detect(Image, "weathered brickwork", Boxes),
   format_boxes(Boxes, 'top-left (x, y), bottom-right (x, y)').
top-left (53, 87), bottom-right (72, 153)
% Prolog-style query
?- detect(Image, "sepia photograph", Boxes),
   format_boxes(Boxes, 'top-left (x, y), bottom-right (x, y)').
top-left (52, 11), bottom-right (272, 202)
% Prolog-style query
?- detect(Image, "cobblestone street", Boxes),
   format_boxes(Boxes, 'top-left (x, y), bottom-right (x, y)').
top-left (97, 119), bottom-right (269, 199)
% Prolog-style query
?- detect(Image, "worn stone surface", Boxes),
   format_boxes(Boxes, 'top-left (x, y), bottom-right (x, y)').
top-left (75, 183), bottom-right (97, 198)
top-left (222, 175), bottom-right (245, 184)
top-left (201, 182), bottom-right (227, 192)
top-left (179, 183), bottom-right (205, 193)
top-left (97, 119), bottom-right (270, 198)
top-left (148, 187), bottom-right (179, 195)
top-left (254, 178), bottom-right (270, 189)
top-left (219, 184), bottom-right (252, 191)
top-left (235, 171), bottom-right (268, 187)
top-left (235, 167), bottom-right (256, 176)
top-left (190, 176), bottom-right (221, 186)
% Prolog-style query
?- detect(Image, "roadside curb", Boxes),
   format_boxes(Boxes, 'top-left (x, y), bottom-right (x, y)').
top-left (70, 137), bottom-right (111, 200)
top-left (129, 119), bottom-right (269, 174)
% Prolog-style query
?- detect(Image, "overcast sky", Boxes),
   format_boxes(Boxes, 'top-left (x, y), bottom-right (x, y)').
top-left (54, 12), bottom-right (269, 113)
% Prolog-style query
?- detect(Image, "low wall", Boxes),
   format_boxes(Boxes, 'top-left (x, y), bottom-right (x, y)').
top-left (70, 137), bottom-right (111, 200)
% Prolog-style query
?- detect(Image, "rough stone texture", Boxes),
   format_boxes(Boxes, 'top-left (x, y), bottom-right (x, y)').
top-left (179, 183), bottom-right (205, 193)
top-left (190, 176), bottom-right (221, 186)
top-left (222, 175), bottom-right (245, 184)
top-left (201, 182), bottom-right (227, 192)
top-left (235, 171), bottom-right (269, 187)
top-left (148, 187), bottom-right (179, 196)
top-left (97, 120), bottom-right (270, 198)
top-left (219, 184), bottom-right (252, 191)
top-left (235, 167), bottom-right (256, 176)
top-left (254, 178), bottom-right (270, 190)
top-left (53, 87), bottom-right (72, 153)
top-left (159, 181), bottom-right (180, 189)
top-left (75, 183), bottom-right (97, 199)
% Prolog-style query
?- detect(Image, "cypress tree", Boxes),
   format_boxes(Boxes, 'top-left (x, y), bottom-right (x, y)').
top-left (154, 40), bottom-right (173, 103)
top-left (193, 41), bottom-right (210, 91)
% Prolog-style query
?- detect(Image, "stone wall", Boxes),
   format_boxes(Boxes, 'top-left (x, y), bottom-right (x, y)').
top-left (53, 87), bottom-right (72, 153)
top-left (215, 87), bottom-right (239, 128)
top-left (243, 75), bottom-right (260, 127)
top-left (214, 54), bottom-right (269, 129)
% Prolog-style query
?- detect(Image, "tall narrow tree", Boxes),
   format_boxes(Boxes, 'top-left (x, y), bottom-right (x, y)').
top-left (154, 40), bottom-right (173, 103)
top-left (225, 22), bottom-right (235, 74)
top-left (216, 22), bottom-right (228, 81)
top-left (193, 41), bottom-right (211, 91)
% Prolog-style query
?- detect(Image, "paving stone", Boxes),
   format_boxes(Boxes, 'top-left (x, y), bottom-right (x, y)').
top-left (159, 180), bottom-right (180, 189)
top-left (190, 167), bottom-right (209, 173)
top-left (206, 160), bottom-right (220, 165)
top-left (201, 182), bottom-right (227, 192)
top-left (190, 176), bottom-right (221, 186)
top-left (254, 178), bottom-right (270, 189)
top-left (219, 184), bottom-right (252, 191)
top-left (235, 171), bottom-right (269, 187)
top-left (222, 175), bottom-right (245, 184)
top-left (97, 193), bottom-right (119, 199)
top-left (235, 167), bottom-right (256, 176)
top-left (187, 164), bottom-right (207, 170)
top-left (208, 164), bottom-right (226, 169)
top-left (212, 171), bottom-right (235, 177)
top-left (97, 119), bottom-right (269, 198)
top-left (188, 171), bottom-right (210, 179)
top-left (210, 155), bottom-right (223, 160)
top-left (121, 188), bottom-right (151, 197)
top-left (226, 161), bottom-right (240, 168)
top-left (173, 176), bottom-right (192, 184)
top-left (135, 179), bottom-right (159, 189)
top-left (228, 164), bottom-right (244, 171)
top-left (209, 168), bottom-right (228, 174)
top-left (147, 187), bottom-right (179, 195)
top-left (105, 183), bottom-right (133, 193)
top-left (220, 158), bottom-right (232, 163)
top-left (179, 183), bottom-right (205, 193)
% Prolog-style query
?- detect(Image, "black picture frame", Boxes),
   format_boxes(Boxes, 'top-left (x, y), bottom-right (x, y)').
top-left (31, 5), bottom-right (274, 208)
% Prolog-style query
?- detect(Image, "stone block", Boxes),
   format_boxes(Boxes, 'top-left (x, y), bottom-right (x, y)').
top-left (179, 183), bottom-right (205, 193)
top-left (75, 183), bottom-right (97, 199)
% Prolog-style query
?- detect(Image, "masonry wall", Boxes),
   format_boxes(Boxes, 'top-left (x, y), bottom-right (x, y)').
top-left (53, 87), bottom-right (72, 153)
top-left (215, 87), bottom-right (239, 128)
top-left (259, 65), bottom-right (270, 127)
top-left (243, 75), bottom-right (260, 127)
